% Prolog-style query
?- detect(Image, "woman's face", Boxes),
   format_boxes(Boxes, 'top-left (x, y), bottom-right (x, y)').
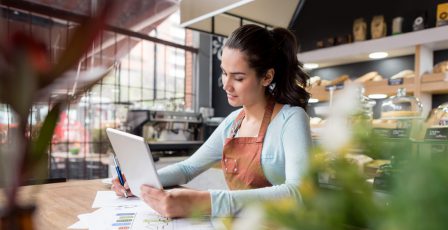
top-left (221, 47), bottom-right (266, 107)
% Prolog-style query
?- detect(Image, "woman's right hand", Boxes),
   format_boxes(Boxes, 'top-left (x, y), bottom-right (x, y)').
top-left (111, 175), bottom-right (134, 197)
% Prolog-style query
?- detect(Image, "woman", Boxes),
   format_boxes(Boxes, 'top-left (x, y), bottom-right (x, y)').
top-left (112, 24), bottom-right (311, 218)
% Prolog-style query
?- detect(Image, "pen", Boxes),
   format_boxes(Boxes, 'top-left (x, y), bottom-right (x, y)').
top-left (113, 156), bottom-right (128, 198)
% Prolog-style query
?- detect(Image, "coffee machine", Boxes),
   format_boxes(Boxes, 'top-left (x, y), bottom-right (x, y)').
top-left (125, 110), bottom-right (203, 154)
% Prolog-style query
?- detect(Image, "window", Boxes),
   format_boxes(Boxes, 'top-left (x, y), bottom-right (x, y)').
top-left (0, 6), bottom-right (198, 179)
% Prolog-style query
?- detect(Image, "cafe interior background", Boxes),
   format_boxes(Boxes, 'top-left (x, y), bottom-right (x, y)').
top-left (1, 0), bottom-right (448, 227)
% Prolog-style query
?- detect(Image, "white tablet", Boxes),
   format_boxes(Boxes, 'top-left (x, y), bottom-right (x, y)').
top-left (106, 128), bottom-right (162, 197)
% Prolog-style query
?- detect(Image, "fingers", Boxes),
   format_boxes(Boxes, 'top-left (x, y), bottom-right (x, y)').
top-left (140, 185), bottom-right (169, 215)
top-left (111, 176), bottom-right (132, 197)
top-left (140, 185), bottom-right (166, 199)
top-left (123, 182), bottom-right (134, 196)
top-left (111, 183), bottom-right (126, 197)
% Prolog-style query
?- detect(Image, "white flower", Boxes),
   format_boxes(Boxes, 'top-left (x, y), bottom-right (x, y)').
top-left (320, 83), bottom-right (362, 153)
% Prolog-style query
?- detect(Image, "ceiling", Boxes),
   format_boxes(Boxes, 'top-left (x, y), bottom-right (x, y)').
top-left (179, 0), bottom-right (303, 37)
top-left (1, 0), bottom-right (179, 33)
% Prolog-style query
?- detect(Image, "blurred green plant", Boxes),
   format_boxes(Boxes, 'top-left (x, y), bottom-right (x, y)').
top-left (236, 85), bottom-right (448, 230)
top-left (0, 1), bottom-right (117, 217)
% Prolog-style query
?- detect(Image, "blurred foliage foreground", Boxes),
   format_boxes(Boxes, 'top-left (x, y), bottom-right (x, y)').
top-left (235, 101), bottom-right (448, 229)
top-left (0, 1), bottom-right (117, 223)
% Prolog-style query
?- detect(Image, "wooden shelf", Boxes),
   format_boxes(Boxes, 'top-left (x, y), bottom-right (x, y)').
top-left (308, 85), bottom-right (353, 102)
top-left (308, 78), bottom-right (416, 102)
top-left (302, 27), bottom-right (448, 117)
top-left (421, 73), bottom-right (448, 94)
top-left (364, 78), bottom-right (415, 96)
top-left (298, 26), bottom-right (448, 68)
top-left (308, 86), bottom-right (330, 101)
top-left (308, 73), bottom-right (448, 102)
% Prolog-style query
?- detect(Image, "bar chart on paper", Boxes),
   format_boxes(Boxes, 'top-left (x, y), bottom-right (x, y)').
top-left (111, 212), bottom-right (137, 229)
top-left (110, 210), bottom-right (174, 230)
top-left (141, 215), bottom-right (171, 229)
top-left (132, 210), bottom-right (214, 230)
top-left (109, 209), bottom-right (213, 230)
top-left (81, 191), bottom-right (214, 230)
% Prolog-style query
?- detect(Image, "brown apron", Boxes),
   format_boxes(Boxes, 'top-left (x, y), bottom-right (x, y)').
top-left (221, 99), bottom-right (275, 190)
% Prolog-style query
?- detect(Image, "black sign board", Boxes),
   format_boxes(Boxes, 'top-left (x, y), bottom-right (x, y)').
top-left (373, 128), bottom-right (410, 138)
top-left (325, 83), bottom-right (344, 91)
top-left (388, 78), bottom-right (404, 85)
top-left (424, 127), bottom-right (448, 140)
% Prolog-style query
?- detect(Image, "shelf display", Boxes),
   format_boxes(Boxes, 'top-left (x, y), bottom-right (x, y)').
top-left (299, 26), bottom-right (448, 68)
top-left (300, 14), bottom-right (448, 116)
top-left (392, 17), bottom-right (403, 35)
top-left (353, 18), bottom-right (367, 42)
top-left (371, 15), bottom-right (387, 39)
top-left (412, 14), bottom-right (426, 31)
top-left (436, 2), bottom-right (448, 27)
top-left (306, 69), bottom-right (441, 103)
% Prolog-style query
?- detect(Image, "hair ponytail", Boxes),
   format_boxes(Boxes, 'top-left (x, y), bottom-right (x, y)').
top-left (270, 28), bottom-right (310, 108)
top-left (225, 24), bottom-right (310, 109)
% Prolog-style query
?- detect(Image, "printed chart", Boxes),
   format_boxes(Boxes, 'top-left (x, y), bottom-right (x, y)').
top-left (111, 212), bottom-right (137, 229)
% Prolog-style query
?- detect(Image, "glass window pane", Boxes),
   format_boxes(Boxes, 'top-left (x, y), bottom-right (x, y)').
top-left (142, 88), bottom-right (154, 101)
top-left (120, 86), bottom-right (129, 102)
top-left (129, 87), bottom-right (142, 102)
top-left (156, 45), bottom-right (166, 99)
top-left (142, 41), bottom-right (155, 88)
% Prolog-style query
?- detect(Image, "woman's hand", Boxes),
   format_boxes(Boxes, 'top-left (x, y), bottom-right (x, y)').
top-left (111, 175), bottom-right (134, 197)
top-left (140, 185), bottom-right (211, 218)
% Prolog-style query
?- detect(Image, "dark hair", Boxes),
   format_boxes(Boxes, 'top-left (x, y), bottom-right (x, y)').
top-left (224, 24), bottom-right (310, 109)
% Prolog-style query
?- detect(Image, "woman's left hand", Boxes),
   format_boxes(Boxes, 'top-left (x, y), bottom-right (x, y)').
top-left (140, 185), bottom-right (211, 218)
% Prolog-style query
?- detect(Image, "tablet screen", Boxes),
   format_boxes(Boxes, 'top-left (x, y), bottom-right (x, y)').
top-left (106, 128), bottom-right (162, 197)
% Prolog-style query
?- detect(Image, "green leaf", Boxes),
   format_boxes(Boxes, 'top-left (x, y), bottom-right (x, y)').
top-left (26, 103), bottom-right (62, 178)
top-left (1, 48), bottom-right (38, 120)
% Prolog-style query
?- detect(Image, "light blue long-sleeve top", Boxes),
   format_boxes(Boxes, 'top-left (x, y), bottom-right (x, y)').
top-left (158, 104), bottom-right (311, 217)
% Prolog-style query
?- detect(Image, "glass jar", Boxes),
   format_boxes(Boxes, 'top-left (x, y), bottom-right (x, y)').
top-left (381, 88), bottom-right (422, 119)
top-left (359, 87), bottom-right (376, 119)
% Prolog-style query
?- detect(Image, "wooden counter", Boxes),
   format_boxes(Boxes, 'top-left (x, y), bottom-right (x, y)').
top-left (1, 180), bottom-right (109, 229)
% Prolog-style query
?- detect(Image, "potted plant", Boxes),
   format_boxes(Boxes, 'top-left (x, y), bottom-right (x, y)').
top-left (0, 2), bottom-right (117, 229)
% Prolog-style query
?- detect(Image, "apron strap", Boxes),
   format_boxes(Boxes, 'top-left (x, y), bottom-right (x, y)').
top-left (256, 98), bottom-right (275, 142)
top-left (230, 110), bottom-right (246, 138)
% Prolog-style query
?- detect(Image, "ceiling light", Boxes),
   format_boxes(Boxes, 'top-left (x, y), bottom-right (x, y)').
top-left (304, 63), bottom-right (319, 69)
top-left (368, 52), bottom-right (388, 59)
top-left (308, 98), bottom-right (319, 103)
top-left (368, 94), bottom-right (388, 99)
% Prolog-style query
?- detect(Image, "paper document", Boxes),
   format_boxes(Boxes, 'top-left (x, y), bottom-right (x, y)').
top-left (69, 205), bottom-right (214, 230)
top-left (92, 191), bottom-right (146, 208)
top-left (70, 191), bottom-right (214, 229)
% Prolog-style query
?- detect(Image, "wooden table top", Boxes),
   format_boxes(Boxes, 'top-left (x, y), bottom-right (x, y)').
top-left (3, 179), bottom-right (110, 229)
